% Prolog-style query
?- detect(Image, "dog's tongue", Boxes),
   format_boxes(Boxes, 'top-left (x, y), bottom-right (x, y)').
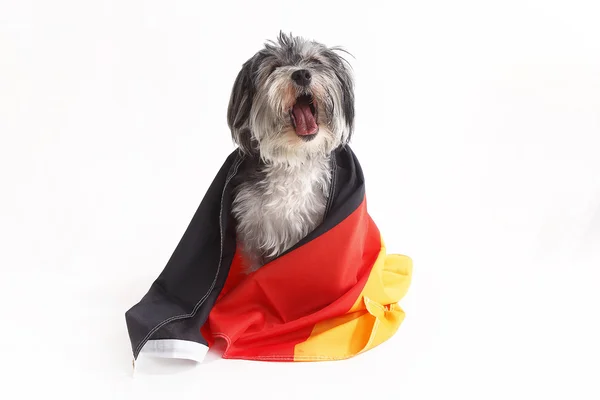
top-left (292, 103), bottom-right (318, 136)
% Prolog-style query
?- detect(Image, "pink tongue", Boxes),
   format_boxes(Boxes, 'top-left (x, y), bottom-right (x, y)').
top-left (292, 103), bottom-right (318, 136)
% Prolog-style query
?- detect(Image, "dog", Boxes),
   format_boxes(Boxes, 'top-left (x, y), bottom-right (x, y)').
top-left (227, 32), bottom-right (355, 272)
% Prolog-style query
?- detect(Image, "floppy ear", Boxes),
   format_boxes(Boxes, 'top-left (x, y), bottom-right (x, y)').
top-left (335, 58), bottom-right (355, 144)
top-left (227, 58), bottom-right (256, 154)
top-left (329, 47), bottom-right (355, 144)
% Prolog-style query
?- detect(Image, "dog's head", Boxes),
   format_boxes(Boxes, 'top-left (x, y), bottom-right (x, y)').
top-left (227, 32), bottom-right (355, 165)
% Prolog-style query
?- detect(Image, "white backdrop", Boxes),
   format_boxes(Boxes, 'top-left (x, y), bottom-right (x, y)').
top-left (1, 0), bottom-right (599, 399)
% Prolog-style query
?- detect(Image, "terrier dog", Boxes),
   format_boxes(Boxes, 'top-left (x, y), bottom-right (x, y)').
top-left (227, 32), bottom-right (355, 272)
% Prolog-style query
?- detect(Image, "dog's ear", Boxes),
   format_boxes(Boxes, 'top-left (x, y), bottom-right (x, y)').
top-left (227, 57), bottom-right (256, 154)
top-left (338, 65), bottom-right (355, 144)
top-left (328, 47), bottom-right (355, 144)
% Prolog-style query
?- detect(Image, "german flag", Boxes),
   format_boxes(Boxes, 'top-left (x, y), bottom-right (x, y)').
top-left (125, 146), bottom-right (412, 364)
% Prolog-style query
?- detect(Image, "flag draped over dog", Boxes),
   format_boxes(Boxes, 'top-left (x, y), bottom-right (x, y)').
top-left (125, 146), bottom-right (412, 363)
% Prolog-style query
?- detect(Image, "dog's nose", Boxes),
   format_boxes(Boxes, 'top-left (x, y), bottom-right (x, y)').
top-left (291, 69), bottom-right (312, 86)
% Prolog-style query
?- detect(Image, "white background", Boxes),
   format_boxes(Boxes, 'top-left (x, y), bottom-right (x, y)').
top-left (1, 0), bottom-right (599, 398)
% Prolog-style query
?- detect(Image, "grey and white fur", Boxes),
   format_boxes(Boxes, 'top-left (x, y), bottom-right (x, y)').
top-left (227, 32), bottom-right (355, 272)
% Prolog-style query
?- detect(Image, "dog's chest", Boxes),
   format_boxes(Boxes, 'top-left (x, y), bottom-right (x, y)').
top-left (232, 158), bottom-right (332, 260)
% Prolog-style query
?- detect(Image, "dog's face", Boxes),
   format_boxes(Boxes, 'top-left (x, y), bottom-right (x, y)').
top-left (227, 32), bottom-right (355, 164)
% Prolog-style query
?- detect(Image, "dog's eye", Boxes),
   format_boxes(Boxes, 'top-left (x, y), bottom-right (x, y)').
top-left (270, 64), bottom-right (281, 74)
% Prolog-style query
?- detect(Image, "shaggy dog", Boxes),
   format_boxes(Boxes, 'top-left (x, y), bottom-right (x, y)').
top-left (227, 32), bottom-right (355, 272)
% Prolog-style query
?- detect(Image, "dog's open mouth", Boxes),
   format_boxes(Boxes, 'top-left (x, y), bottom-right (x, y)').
top-left (289, 94), bottom-right (318, 138)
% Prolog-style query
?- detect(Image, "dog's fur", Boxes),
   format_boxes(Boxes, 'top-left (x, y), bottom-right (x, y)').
top-left (227, 32), bottom-right (355, 272)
